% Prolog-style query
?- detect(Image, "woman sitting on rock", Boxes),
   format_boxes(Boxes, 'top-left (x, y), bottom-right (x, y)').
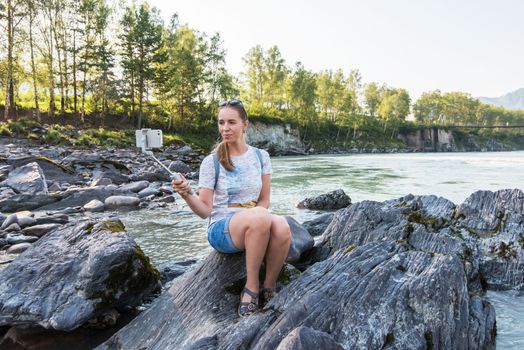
top-left (171, 99), bottom-right (291, 317)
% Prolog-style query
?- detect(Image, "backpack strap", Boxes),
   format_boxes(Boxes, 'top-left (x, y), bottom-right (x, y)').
top-left (212, 147), bottom-right (264, 190)
top-left (255, 148), bottom-right (264, 173)
top-left (212, 153), bottom-right (220, 189)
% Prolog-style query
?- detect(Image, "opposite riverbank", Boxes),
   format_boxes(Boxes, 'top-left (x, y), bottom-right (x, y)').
top-left (1, 116), bottom-right (524, 158)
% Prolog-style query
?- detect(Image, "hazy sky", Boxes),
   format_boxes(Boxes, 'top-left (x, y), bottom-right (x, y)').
top-left (148, 0), bottom-right (523, 100)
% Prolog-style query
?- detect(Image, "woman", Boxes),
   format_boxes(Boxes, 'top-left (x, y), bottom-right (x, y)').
top-left (172, 100), bottom-right (291, 317)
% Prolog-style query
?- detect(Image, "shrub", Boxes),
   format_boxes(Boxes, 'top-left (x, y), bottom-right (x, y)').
top-left (0, 123), bottom-right (13, 137)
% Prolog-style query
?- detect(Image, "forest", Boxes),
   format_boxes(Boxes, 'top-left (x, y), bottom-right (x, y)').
top-left (1, 0), bottom-right (523, 148)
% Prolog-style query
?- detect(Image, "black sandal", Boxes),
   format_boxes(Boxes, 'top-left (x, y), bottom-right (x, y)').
top-left (238, 287), bottom-right (259, 317)
top-left (259, 287), bottom-right (276, 308)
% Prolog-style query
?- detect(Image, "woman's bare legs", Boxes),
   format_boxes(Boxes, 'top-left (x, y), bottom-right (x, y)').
top-left (229, 207), bottom-right (271, 302)
top-left (263, 215), bottom-right (291, 289)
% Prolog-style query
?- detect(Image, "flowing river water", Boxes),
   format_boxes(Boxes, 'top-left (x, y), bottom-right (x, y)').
top-left (120, 150), bottom-right (524, 348)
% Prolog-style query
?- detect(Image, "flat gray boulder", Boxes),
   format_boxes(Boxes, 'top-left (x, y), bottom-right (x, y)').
top-left (104, 196), bottom-right (140, 210)
top-left (0, 218), bottom-right (160, 331)
top-left (3, 162), bottom-right (48, 195)
top-left (296, 189), bottom-right (351, 210)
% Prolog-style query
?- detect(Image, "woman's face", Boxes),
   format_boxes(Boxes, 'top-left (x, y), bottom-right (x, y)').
top-left (218, 108), bottom-right (248, 143)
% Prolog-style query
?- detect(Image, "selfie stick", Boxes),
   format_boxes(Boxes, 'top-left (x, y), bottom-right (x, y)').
top-left (136, 129), bottom-right (193, 194)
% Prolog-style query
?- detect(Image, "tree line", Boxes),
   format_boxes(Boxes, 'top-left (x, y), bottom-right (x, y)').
top-left (1, 0), bottom-right (523, 139)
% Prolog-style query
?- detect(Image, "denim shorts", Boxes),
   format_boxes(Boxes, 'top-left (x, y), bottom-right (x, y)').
top-left (207, 216), bottom-right (243, 254)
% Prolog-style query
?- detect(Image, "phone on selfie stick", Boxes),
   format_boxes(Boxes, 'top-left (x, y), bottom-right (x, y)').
top-left (135, 129), bottom-right (193, 194)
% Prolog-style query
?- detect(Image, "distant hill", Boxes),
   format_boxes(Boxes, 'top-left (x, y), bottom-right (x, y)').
top-left (478, 88), bottom-right (524, 110)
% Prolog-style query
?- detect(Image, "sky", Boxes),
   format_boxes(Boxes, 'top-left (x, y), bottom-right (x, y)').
top-left (148, 0), bottom-right (524, 100)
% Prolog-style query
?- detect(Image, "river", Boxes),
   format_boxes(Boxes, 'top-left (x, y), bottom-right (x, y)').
top-left (121, 150), bottom-right (524, 348)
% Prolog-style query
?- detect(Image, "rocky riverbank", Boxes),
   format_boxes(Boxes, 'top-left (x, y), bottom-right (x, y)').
top-left (2, 185), bottom-right (523, 348)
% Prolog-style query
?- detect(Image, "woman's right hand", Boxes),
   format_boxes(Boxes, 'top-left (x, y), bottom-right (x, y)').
top-left (171, 175), bottom-right (192, 198)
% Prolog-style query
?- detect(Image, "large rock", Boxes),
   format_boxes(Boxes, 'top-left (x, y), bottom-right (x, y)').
top-left (456, 189), bottom-right (524, 291)
top-left (97, 193), bottom-right (497, 350)
top-left (296, 189), bottom-right (351, 210)
top-left (0, 218), bottom-right (160, 331)
top-left (6, 156), bottom-right (78, 184)
top-left (2, 162), bottom-right (48, 195)
top-left (98, 240), bottom-right (495, 350)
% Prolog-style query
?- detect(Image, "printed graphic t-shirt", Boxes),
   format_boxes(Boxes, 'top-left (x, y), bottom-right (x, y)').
top-left (198, 146), bottom-right (272, 226)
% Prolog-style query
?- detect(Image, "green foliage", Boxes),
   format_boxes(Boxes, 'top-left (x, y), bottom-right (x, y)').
top-left (0, 123), bottom-right (13, 137)
top-left (42, 125), bottom-right (77, 144)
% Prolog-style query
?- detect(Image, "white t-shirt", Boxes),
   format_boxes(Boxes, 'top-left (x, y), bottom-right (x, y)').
top-left (198, 146), bottom-right (272, 226)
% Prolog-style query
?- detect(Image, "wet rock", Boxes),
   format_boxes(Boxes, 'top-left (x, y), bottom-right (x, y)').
top-left (6, 242), bottom-right (32, 254)
top-left (138, 187), bottom-right (160, 198)
top-left (92, 177), bottom-right (113, 187)
top-left (0, 218), bottom-right (160, 331)
top-left (456, 189), bottom-right (524, 291)
top-left (35, 215), bottom-right (69, 225)
top-left (168, 160), bottom-right (191, 174)
top-left (104, 196), bottom-right (140, 210)
top-left (296, 189), bottom-right (351, 210)
top-left (45, 206), bottom-right (83, 215)
top-left (276, 326), bottom-right (345, 350)
top-left (301, 213), bottom-right (334, 237)
top-left (285, 216), bottom-right (314, 263)
top-left (22, 223), bottom-right (62, 237)
top-left (84, 199), bottom-right (105, 213)
top-left (156, 259), bottom-right (198, 285)
top-left (120, 181), bottom-right (150, 193)
top-left (1, 213), bottom-right (18, 230)
top-left (17, 216), bottom-right (37, 228)
top-left (6, 234), bottom-right (39, 245)
top-left (4, 223), bottom-right (21, 232)
top-left (0, 187), bottom-right (16, 197)
top-left (0, 193), bottom-right (60, 212)
top-left (154, 195), bottom-right (175, 203)
top-left (2, 162), bottom-right (48, 195)
top-left (48, 182), bottom-right (62, 192)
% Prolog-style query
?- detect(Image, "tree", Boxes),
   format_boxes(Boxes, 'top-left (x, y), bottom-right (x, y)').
top-left (2, 0), bottom-right (24, 119)
top-left (241, 45), bottom-right (266, 114)
top-left (287, 62), bottom-right (317, 139)
top-left (364, 82), bottom-right (381, 118)
top-left (377, 88), bottom-right (410, 135)
top-left (413, 90), bottom-right (443, 123)
top-left (263, 45), bottom-right (287, 113)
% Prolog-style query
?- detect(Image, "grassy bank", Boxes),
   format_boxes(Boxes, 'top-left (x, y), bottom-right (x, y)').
top-left (1, 116), bottom-right (523, 153)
